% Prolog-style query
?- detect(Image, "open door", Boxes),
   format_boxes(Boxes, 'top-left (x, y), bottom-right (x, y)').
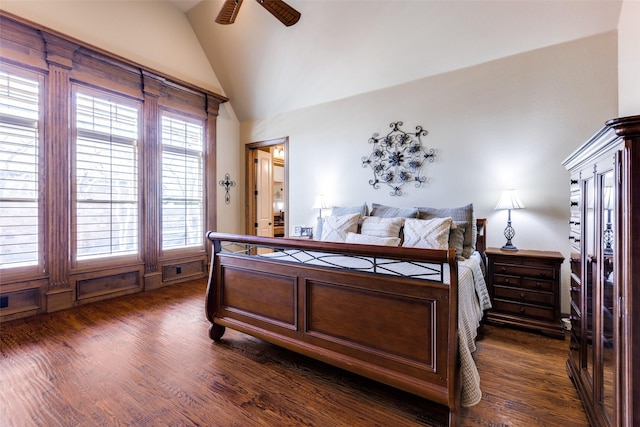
top-left (255, 149), bottom-right (273, 237)
top-left (246, 137), bottom-right (288, 236)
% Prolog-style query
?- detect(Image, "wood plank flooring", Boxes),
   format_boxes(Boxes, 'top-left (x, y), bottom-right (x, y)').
top-left (0, 278), bottom-right (588, 426)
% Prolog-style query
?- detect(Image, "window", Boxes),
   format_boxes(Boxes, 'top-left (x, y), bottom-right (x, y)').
top-left (161, 115), bottom-right (204, 250)
top-left (74, 91), bottom-right (139, 261)
top-left (0, 69), bottom-right (41, 270)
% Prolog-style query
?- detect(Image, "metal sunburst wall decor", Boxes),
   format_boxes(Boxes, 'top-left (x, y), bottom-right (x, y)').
top-left (361, 121), bottom-right (435, 196)
top-left (219, 173), bottom-right (236, 204)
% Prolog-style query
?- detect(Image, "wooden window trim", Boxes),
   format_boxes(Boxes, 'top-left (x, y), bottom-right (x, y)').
top-left (0, 12), bottom-right (228, 314)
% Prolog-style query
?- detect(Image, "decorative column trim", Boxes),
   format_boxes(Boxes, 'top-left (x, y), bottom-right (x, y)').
top-left (141, 72), bottom-right (162, 288)
top-left (43, 33), bottom-right (78, 310)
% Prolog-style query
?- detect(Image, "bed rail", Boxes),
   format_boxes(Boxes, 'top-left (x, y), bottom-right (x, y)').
top-left (206, 232), bottom-right (457, 283)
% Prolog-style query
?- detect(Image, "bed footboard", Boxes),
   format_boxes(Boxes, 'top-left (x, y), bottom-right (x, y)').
top-left (205, 234), bottom-right (461, 425)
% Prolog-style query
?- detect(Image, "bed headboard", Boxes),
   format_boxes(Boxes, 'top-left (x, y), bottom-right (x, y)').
top-left (476, 218), bottom-right (487, 262)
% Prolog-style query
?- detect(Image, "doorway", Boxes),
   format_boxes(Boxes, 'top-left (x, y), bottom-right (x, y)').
top-left (245, 137), bottom-right (288, 237)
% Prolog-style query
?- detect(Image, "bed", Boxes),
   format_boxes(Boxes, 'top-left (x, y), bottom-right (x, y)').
top-left (205, 216), bottom-right (489, 427)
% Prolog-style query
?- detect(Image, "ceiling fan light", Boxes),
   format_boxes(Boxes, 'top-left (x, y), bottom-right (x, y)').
top-left (215, 0), bottom-right (300, 27)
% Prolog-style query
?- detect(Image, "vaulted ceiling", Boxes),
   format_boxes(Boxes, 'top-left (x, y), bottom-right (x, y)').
top-left (168, 0), bottom-right (622, 122)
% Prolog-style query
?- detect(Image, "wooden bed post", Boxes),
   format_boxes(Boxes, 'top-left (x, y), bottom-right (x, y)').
top-left (205, 233), bottom-right (226, 341)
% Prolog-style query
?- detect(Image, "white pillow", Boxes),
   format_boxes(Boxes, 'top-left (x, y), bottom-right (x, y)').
top-left (345, 232), bottom-right (401, 247)
top-left (360, 216), bottom-right (404, 238)
top-left (320, 213), bottom-right (361, 242)
top-left (402, 217), bottom-right (456, 249)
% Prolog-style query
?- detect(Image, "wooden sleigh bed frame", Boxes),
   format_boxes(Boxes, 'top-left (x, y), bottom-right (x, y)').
top-left (205, 219), bottom-right (487, 426)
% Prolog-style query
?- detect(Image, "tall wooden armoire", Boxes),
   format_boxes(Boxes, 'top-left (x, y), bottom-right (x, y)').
top-left (562, 115), bottom-right (639, 427)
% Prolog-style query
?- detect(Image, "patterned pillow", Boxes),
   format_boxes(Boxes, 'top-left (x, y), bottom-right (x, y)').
top-left (320, 213), bottom-right (361, 242)
top-left (416, 204), bottom-right (475, 258)
top-left (360, 216), bottom-right (404, 238)
top-left (370, 203), bottom-right (418, 218)
top-left (345, 232), bottom-right (400, 247)
top-left (402, 217), bottom-right (456, 250)
top-left (316, 204), bottom-right (369, 237)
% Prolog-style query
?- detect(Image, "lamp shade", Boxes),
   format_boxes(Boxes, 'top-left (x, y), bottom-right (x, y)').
top-left (312, 194), bottom-right (328, 210)
top-left (495, 189), bottom-right (525, 210)
top-left (603, 187), bottom-right (614, 210)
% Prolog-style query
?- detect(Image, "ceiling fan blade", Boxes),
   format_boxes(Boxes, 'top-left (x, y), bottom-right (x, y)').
top-left (215, 0), bottom-right (243, 25)
top-left (256, 0), bottom-right (301, 27)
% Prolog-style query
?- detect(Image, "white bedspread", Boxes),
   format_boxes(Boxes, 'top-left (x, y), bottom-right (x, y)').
top-left (258, 248), bottom-right (491, 406)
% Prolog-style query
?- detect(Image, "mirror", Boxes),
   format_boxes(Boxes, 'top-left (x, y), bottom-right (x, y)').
top-left (601, 170), bottom-right (615, 423)
top-left (584, 177), bottom-right (594, 382)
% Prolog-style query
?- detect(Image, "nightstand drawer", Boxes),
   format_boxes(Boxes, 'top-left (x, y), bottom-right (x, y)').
top-left (492, 274), bottom-right (521, 287)
top-left (521, 277), bottom-right (554, 292)
top-left (493, 299), bottom-right (554, 321)
top-left (494, 285), bottom-right (554, 306)
top-left (493, 262), bottom-right (556, 280)
top-left (493, 274), bottom-right (554, 292)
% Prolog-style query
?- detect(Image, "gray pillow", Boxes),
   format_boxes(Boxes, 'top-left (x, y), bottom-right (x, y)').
top-left (448, 225), bottom-right (466, 259)
top-left (370, 203), bottom-right (418, 218)
top-left (416, 203), bottom-right (475, 258)
top-left (331, 203), bottom-right (369, 217)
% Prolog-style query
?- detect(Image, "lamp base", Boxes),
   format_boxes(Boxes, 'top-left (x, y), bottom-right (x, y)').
top-left (502, 217), bottom-right (518, 251)
top-left (501, 243), bottom-right (519, 251)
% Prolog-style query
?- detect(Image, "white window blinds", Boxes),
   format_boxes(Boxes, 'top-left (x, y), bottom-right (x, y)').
top-left (0, 70), bottom-right (40, 270)
top-left (161, 115), bottom-right (204, 250)
top-left (74, 92), bottom-right (139, 260)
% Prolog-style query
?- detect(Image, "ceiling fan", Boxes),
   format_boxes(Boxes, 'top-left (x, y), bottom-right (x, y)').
top-left (215, 0), bottom-right (301, 27)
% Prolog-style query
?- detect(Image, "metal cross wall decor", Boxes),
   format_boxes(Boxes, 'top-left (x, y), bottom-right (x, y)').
top-left (361, 121), bottom-right (435, 196)
top-left (219, 173), bottom-right (236, 204)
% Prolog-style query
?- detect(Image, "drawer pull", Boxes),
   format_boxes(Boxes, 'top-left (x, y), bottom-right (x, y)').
top-left (519, 306), bottom-right (525, 313)
top-left (570, 287), bottom-right (580, 293)
top-left (570, 179), bottom-right (578, 185)
top-left (571, 201), bottom-right (579, 207)
top-left (536, 282), bottom-right (542, 288)
top-left (519, 292), bottom-right (525, 299)
top-left (570, 345), bottom-right (579, 351)
top-left (504, 278), bottom-right (510, 284)
top-left (570, 315), bottom-right (579, 321)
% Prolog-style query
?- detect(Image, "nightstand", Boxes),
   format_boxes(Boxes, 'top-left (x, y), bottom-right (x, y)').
top-left (485, 247), bottom-right (565, 338)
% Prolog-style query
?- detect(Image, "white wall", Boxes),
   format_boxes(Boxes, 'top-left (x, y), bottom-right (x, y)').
top-left (214, 103), bottom-right (244, 232)
top-left (241, 32), bottom-right (618, 314)
top-left (1, 0), bottom-right (242, 233)
top-left (618, 0), bottom-right (640, 116)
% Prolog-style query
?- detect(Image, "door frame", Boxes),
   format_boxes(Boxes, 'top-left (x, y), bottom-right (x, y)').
top-left (245, 137), bottom-right (289, 236)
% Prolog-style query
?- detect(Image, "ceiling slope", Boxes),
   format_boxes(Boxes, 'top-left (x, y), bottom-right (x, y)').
top-left (175, 0), bottom-right (621, 122)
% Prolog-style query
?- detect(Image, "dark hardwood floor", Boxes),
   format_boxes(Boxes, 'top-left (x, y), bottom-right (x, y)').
top-left (0, 278), bottom-right (588, 426)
